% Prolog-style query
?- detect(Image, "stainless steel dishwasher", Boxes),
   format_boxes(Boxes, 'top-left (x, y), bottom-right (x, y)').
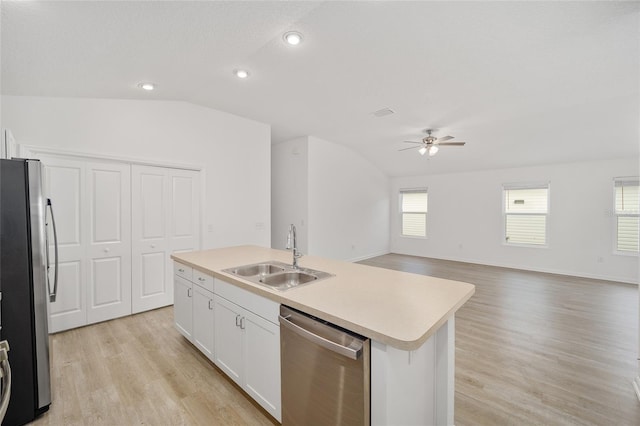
top-left (279, 305), bottom-right (370, 426)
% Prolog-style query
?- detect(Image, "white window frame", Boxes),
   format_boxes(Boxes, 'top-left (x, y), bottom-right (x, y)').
top-left (502, 182), bottom-right (550, 248)
top-left (399, 188), bottom-right (428, 239)
top-left (613, 177), bottom-right (639, 256)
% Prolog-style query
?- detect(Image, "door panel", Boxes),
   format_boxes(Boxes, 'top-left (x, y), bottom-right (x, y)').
top-left (141, 252), bottom-right (165, 297)
top-left (91, 169), bottom-right (122, 243)
top-left (41, 156), bottom-right (87, 332)
top-left (90, 257), bottom-right (122, 307)
top-left (86, 162), bottom-right (131, 324)
top-left (169, 169), bottom-right (200, 253)
top-left (131, 165), bottom-right (171, 313)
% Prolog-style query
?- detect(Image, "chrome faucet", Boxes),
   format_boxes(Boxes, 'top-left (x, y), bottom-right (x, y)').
top-left (286, 223), bottom-right (303, 269)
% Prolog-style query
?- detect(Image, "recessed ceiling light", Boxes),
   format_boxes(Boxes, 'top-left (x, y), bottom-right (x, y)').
top-left (283, 31), bottom-right (303, 46)
top-left (138, 82), bottom-right (156, 91)
top-left (234, 69), bottom-right (250, 79)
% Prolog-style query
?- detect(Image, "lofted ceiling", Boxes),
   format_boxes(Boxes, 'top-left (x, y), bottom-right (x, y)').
top-left (1, 1), bottom-right (638, 177)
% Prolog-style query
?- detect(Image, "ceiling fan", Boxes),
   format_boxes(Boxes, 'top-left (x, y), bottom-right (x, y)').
top-left (399, 129), bottom-right (466, 157)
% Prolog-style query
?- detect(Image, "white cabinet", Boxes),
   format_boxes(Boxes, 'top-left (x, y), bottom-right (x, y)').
top-left (213, 295), bottom-right (244, 384)
top-left (174, 275), bottom-right (193, 340)
top-left (192, 284), bottom-right (215, 361)
top-left (213, 281), bottom-right (281, 422)
top-left (242, 308), bottom-right (281, 420)
top-left (173, 263), bottom-right (215, 362)
top-left (173, 263), bottom-right (281, 422)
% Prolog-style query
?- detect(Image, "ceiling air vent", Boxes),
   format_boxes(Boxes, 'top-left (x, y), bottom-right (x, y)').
top-left (372, 107), bottom-right (395, 118)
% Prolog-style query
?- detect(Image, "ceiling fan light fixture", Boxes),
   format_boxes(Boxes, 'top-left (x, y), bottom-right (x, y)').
top-left (428, 145), bottom-right (439, 156)
top-left (418, 146), bottom-right (427, 156)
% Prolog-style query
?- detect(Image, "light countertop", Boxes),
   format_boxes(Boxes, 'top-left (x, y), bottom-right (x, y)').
top-left (171, 245), bottom-right (475, 351)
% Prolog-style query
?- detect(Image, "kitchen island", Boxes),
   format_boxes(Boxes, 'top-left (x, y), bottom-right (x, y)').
top-left (172, 245), bottom-right (475, 425)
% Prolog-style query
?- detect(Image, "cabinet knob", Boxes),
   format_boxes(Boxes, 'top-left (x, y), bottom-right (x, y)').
top-left (104, 248), bottom-right (110, 253)
top-left (151, 244), bottom-right (156, 248)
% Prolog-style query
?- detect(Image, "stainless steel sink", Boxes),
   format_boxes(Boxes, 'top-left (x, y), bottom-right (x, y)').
top-left (222, 261), bottom-right (333, 291)
top-left (227, 263), bottom-right (285, 277)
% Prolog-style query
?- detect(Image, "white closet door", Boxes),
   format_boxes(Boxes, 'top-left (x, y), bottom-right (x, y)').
top-left (85, 162), bottom-right (132, 324)
top-left (169, 169), bottom-right (201, 254)
top-left (131, 165), bottom-right (172, 313)
top-left (42, 156), bottom-right (87, 333)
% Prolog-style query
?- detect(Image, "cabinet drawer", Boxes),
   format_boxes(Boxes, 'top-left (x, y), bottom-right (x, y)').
top-left (174, 262), bottom-right (193, 281)
top-left (193, 269), bottom-right (214, 293)
top-left (215, 278), bottom-right (279, 325)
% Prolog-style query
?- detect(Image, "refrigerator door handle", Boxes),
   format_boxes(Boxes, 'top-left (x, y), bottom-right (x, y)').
top-left (45, 198), bottom-right (59, 303)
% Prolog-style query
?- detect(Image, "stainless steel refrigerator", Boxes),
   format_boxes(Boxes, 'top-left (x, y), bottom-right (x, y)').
top-left (0, 158), bottom-right (54, 425)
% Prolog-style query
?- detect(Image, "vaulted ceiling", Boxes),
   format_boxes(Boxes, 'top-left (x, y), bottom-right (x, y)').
top-left (2, 1), bottom-right (638, 176)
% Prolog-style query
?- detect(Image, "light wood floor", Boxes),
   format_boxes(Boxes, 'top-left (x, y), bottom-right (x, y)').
top-left (32, 254), bottom-right (640, 425)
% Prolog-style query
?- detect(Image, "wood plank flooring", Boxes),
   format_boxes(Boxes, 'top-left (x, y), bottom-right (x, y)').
top-left (31, 254), bottom-right (640, 425)
top-left (360, 254), bottom-right (640, 426)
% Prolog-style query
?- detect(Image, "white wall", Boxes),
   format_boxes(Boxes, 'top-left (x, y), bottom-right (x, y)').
top-left (307, 136), bottom-right (389, 262)
top-left (390, 158), bottom-right (639, 284)
top-left (1, 95), bottom-right (271, 249)
top-left (272, 135), bottom-right (390, 262)
top-left (271, 137), bottom-right (309, 253)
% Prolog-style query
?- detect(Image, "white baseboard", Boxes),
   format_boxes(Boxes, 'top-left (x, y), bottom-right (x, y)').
top-left (390, 251), bottom-right (638, 285)
top-left (633, 376), bottom-right (640, 402)
top-left (347, 250), bottom-right (391, 263)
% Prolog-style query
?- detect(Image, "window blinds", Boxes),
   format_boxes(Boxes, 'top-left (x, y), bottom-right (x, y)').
top-left (401, 189), bottom-right (427, 237)
top-left (503, 185), bottom-right (549, 245)
top-left (615, 178), bottom-right (639, 252)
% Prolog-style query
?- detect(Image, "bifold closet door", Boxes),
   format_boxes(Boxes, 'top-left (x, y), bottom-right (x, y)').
top-left (131, 165), bottom-right (171, 313)
top-left (42, 157), bottom-right (132, 331)
top-left (85, 162), bottom-right (132, 324)
top-left (42, 156), bottom-right (87, 333)
top-left (131, 166), bottom-right (200, 313)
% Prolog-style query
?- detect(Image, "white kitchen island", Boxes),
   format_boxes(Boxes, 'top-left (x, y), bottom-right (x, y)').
top-left (172, 245), bottom-right (475, 425)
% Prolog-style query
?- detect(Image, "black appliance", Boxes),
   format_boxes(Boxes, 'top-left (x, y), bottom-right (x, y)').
top-left (0, 158), bottom-right (55, 425)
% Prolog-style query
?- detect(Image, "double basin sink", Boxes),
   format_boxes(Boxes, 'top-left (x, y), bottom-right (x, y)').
top-left (222, 261), bottom-right (333, 291)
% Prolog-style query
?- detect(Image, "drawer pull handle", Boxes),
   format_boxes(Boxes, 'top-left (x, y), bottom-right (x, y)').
top-left (208, 299), bottom-right (213, 310)
top-left (187, 288), bottom-right (192, 297)
top-left (240, 317), bottom-right (245, 330)
top-left (235, 314), bottom-right (241, 327)
top-left (198, 277), bottom-right (205, 282)
top-left (178, 268), bottom-right (185, 273)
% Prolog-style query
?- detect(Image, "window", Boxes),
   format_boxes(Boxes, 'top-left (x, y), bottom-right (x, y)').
top-left (400, 189), bottom-right (427, 237)
top-left (614, 178), bottom-right (639, 253)
top-left (503, 184), bottom-right (549, 246)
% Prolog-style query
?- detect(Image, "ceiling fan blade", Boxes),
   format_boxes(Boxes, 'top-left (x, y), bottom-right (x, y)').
top-left (437, 136), bottom-right (454, 142)
top-left (398, 146), bottom-right (421, 151)
top-left (438, 142), bottom-right (466, 146)
top-left (402, 141), bottom-right (422, 144)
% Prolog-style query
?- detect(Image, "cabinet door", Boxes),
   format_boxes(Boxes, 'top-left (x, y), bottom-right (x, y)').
top-left (174, 275), bottom-right (193, 340)
top-left (85, 162), bottom-right (132, 324)
top-left (42, 156), bottom-right (87, 333)
top-left (213, 295), bottom-right (243, 386)
top-left (193, 284), bottom-right (214, 361)
top-left (131, 166), bottom-right (171, 313)
top-left (244, 310), bottom-right (281, 422)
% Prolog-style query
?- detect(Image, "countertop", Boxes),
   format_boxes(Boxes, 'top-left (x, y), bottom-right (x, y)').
top-left (171, 245), bottom-right (475, 351)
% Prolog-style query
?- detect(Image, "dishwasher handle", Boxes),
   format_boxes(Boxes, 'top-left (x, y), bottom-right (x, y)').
top-left (279, 314), bottom-right (362, 360)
